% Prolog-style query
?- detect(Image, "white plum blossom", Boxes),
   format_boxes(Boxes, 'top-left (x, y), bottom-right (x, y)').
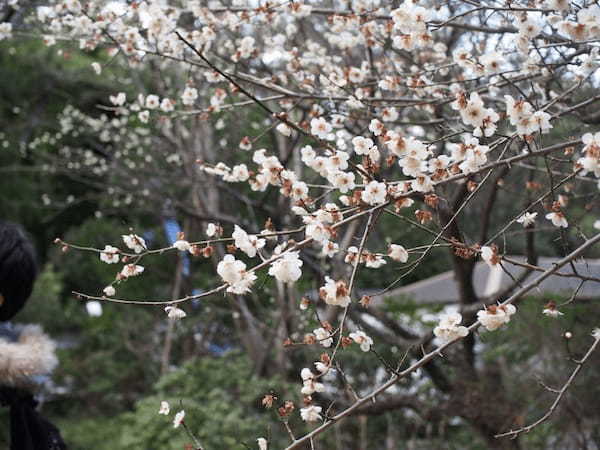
top-left (313, 327), bottom-right (333, 347)
top-left (257, 438), bottom-right (268, 450)
top-left (577, 48), bottom-right (600, 76)
top-left (304, 217), bottom-right (331, 243)
top-left (236, 36), bottom-right (255, 59)
top-left (181, 86), bottom-right (198, 106)
top-left (388, 244), bottom-right (409, 263)
top-left (451, 92), bottom-right (499, 137)
top-left (86, 301), bottom-right (103, 317)
top-left (543, 303), bottom-right (564, 318)
top-left (516, 212), bottom-right (538, 227)
top-left (300, 405), bottom-right (322, 422)
top-left (369, 119), bottom-right (384, 136)
top-left (319, 277), bottom-right (351, 307)
top-left (268, 251), bottom-right (303, 283)
top-left (109, 92), bottom-right (126, 106)
top-left (311, 117), bottom-right (332, 139)
top-left (319, 240), bottom-right (339, 258)
top-left (173, 240), bottom-right (191, 252)
top-left (122, 234), bottom-right (146, 254)
top-left (331, 171), bottom-right (356, 193)
top-left (276, 123), bottom-right (292, 137)
top-left (532, 111), bottom-right (553, 134)
top-left (173, 410), bottom-right (185, 428)
top-left (578, 132), bottom-right (600, 178)
top-left (361, 181), bottom-right (387, 205)
top-left (505, 95), bottom-right (552, 135)
top-left (160, 98), bottom-right (174, 112)
top-left (138, 110), bottom-right (149, 123)
top-left (289, 180), bottom-right (309, 201)
top-left (381, 107), bottom-right (399, 122)
top-left (103, 285), bottom-right (116, 297)
top-left (428, 155), bottom-right (452, 173)
top-left (434, 312), bottom-right (469, 343)
top-left (477, 304), bottom-right (517, 331)
top-left (455, 138), bottom-right (490, 174)
top-left (344, 246), bottom-right (361, 265)
top-left (480, 246), bottom-right (500, 267)
top-left (300, 368), bottom-right (325, 395)
top-left (400, 154), bottom-right (428, 177)
top-left (145, 94), bottom-right (160, 109)
top-left (100, 245), bottom-right (120, 264)
top-left (352, 136), bottom-right (375, 156)
top-left (120, 264), bottom-right (144, 278)
top-left (546, 212), bottom-right (568, 228)
top-left (164, 306), bottom-right (187, 320)
top-left (232, 225), bottom-right (265, 258)
top-left (480, 52), bottom-right (505, 74)
top-left (229, 165), bottom-right (250, 183)
top-left (158, 401), bottom-right (170, 415)
top-left (315, 362), bottom-right (330, 374)
top-left (365, 254), bottom-right (386, 269)
top-left (349, 330), bottom-right (373, 352)
top-left (217, 255), bottom-right (257, 294)
top-left (206, 223), bottom-right (220, 237)
top-left (326, 151), bottom-right (349, 172)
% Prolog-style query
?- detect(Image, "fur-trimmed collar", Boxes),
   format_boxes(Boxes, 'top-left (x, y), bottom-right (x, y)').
top-left (0, 324), bottom-right (58, 389)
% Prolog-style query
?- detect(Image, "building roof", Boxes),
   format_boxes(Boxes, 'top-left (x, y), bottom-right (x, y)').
top-left (375, 256), bottom-right (600, 305)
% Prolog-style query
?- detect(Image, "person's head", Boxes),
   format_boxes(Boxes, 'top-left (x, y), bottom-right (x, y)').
top-left (0, 222), bottom-right (37, 322)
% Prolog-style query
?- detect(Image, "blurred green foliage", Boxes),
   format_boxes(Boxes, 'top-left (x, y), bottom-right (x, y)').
top-left (58, 353), bottom-right (295, 450)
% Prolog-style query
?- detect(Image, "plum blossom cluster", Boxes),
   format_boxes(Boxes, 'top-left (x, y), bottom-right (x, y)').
top-left (557, 5), bottom-right (600, 41)
top-left (447, 137), bottom-right (491, 176)
top-left (477, 304), bottom-right (517, 331)
top-left (122, 234), bottom-right (146, 254)
top-left (390, 3), bottom-right (433, 51)
top-left (232, 225), bottom-right (265, 258)
top-left (95, 233), bottom-right (155, 297)
top-left (268, 250), bottom-right (303, 284)
top-left (451, 91), bottom-right (499, 138)
top-left (251, 149), bottom-right (309, 203)
top-left (319, 277), bottom-right (351, 307)
top-left (343, 243), bottom-right (410, 268)
top-left (300, 404), bottom-right (322, 423)
top-left (301, 145), bottom-right (355, 194)
top-left (300, 368), bottom-right (325, 396)
top-left (348, 330), bottom-right (373, 352)
top-left (199, 162), bottom-right (250, 183)
top-left (505, 96), bottom-right (552, 137)
top-left (156, 401), bottom-right (185, 429)
top-left (434, 312), bottom-right (469, 343)
top-left (345, 246), bottom-right (386, 269)
top-left (578, 132), bottom-right (600, 179)
top-left (313, 327), bottom-right (333, 348)
top-left (542, 301), bottom-right (564, 318)
top-left (217, 255), bottom-right (257, 294)
top-left (100, 245), bottom-right (120, 264)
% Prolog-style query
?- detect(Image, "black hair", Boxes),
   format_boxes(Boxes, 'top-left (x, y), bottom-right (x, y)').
top-left (0, 222), bottom-right (37, 321)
